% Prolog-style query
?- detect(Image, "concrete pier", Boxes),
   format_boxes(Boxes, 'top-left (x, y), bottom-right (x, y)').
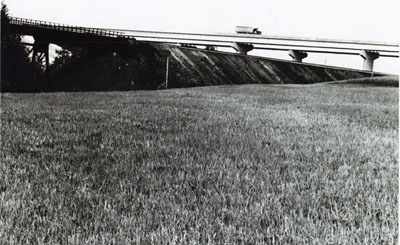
top-left (231, 42), bottom-right (254, 55)
top-left (32, 35), bottom-right (50, 75)
top-left (359, 50), bottom-right (379, 71)
top-left (288, 50), bottom-right (308, 62)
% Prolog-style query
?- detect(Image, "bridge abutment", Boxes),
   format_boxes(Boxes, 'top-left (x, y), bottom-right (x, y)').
top-left (231, 42), bottom-right (254, 55)
top-left (288, 50), bottom-right (308, 62)
top-left (359, 50), bottom-right (379, 71)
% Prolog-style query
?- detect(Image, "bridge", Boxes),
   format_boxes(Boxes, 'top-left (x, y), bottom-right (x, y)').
top-left (123, 29), bottom-right (398, 71)
top-left (6, 17), bottom-right (136, 74)
top-left (5, 16), bottom-right (399, 73)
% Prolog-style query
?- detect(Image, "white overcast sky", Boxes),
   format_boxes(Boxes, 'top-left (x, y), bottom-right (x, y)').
top-left (4, 0), bottom-right (400, 73)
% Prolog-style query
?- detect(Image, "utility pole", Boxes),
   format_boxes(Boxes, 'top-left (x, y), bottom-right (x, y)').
top-left (165, 57), bottom-right (169, 89)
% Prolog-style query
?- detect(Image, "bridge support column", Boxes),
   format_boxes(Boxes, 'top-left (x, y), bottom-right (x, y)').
top-left (231, 42), bottom-right (253, 55)
top-left (288, 50), bottom-right (308, 62)
top-left (32, 36), bottom-right (50, 76)
top-left (359, 50), bottom-right (379, 71)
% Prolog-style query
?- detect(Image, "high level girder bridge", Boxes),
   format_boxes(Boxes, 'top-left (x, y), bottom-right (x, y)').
top-left (6, 17), bottom-right (135, 73)
top-left (6, 16), bottom-right (399, 73)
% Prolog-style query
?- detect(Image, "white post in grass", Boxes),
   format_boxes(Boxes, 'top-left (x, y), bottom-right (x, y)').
top-left (165, 57), bottom-right (170, 89)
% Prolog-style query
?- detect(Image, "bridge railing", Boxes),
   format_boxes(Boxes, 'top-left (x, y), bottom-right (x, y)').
top-left (9, 17), bottom-right (133, 39)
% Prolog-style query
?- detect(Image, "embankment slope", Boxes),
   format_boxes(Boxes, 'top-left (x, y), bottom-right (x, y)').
top-left (50, 42), bottom-right (386, 91)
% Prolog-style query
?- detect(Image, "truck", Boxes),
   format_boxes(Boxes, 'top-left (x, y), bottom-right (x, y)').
top-left (235, 26), bottom-right (262, 35)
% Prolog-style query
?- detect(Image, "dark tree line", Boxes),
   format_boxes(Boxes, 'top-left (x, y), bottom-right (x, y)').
top-left (1, 3), bottom-right (45, 92)
top-left (1, 2), bottom-right (172, 92)
top-left (1, 1), bottom-right (131, 93)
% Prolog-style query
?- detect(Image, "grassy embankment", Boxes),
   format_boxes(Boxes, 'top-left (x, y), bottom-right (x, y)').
top-left (0, 80), bottom-right (398, 243)
top-left (324, 75), bottom-right (399, 87)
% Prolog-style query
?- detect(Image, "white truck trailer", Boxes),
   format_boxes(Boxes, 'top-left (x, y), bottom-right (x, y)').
top-left (235, 26), bottom-right (262, 34)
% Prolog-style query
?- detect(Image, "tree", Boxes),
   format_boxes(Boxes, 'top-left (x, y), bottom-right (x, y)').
top-left (50, 46), bottom-right (85, 72)
top-left (1, 3), bottom-right (44, 92)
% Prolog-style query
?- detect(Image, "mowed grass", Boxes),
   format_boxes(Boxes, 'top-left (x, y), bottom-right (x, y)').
top-left (0, 83), bottom-right (398, 244)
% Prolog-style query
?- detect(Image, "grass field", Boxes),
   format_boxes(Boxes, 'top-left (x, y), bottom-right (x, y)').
top-left (0, 80), bottom-right (398, 244)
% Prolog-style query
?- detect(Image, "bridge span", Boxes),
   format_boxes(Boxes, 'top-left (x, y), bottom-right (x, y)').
top-left (117, 29), bottom-right (398, 70)
top-left (5, 16), bottom-right (399, 73)
top-left (6, 17), bottom-right (136, 73)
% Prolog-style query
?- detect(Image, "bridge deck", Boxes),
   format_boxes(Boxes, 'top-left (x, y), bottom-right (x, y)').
top-left (6, 16), bottom-right (399, 60)
top-left (9, 17), bottom-right (134, 40)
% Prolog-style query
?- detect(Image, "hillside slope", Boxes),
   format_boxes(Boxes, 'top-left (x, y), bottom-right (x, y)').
top-left (49, 42), bottom-right (386, 91)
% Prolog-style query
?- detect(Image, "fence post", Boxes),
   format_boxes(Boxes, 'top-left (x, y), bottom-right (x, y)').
top-left (165, 57), bottom-right (170, 89)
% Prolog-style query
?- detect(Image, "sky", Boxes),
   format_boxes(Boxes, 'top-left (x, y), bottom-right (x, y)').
top-left (4, 0), bottom-right (399, 73)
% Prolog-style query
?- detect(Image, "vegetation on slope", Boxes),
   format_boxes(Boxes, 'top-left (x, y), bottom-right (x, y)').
top-left (48, 44), bottom-right (166, 91)
top-left (47, 43), bottom-right (380, 91)
top-left (1, 84), bottom-right (398, 243)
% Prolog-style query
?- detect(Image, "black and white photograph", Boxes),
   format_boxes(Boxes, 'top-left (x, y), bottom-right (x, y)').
top-left (0, 0), bottom-right (398, 243)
